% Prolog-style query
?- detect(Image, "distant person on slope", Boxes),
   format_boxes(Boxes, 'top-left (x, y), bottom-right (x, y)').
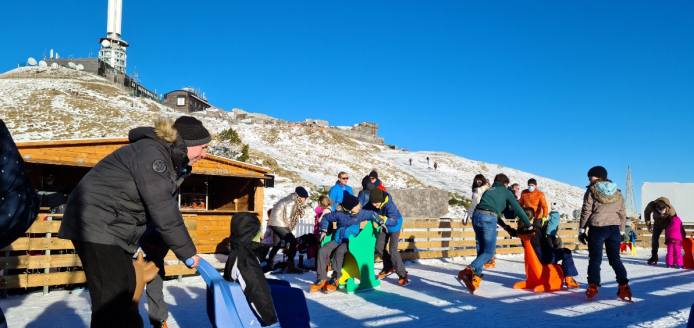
top-left (358, 175), bottom-right (376, 206)
top-left (519, 178), bottom-right (549, 220)
top-left (643, 197), bottom-right (678, 265)
top-left (266, 187), bottom-right (308, 274)
top-left (426, 157), bottom-right (430, 165)
top-left (369, 170), bottom-right (387, 192)
top-left (578, 166), bottom-right (631, 302)
top-left (329, 172), bottom-right (353, 210)
top-left (409, 158), bottom-right (412, 165)
top-left (0, 119), bottom-right (41, 328)
top-left (434, 162), bottom-right (438, 171)
top-left (457, 173), bottom-right (532, 294)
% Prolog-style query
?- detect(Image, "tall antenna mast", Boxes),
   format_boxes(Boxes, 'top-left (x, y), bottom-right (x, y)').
top-left (625, 166), bottom-right (637, 218)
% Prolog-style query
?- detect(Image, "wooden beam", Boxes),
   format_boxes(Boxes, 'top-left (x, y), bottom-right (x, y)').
top-left (1, 238), bottom-right (74, 251)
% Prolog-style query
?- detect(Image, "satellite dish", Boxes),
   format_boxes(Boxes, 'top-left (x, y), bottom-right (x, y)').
top-left (39, 61), bottom-right (47, 67)
top-left (27, 57), bottom-right (37, 66)
top-left (68, 62), bottom-right (76, 69)
top-left (101, 39), bottom-right (111, 48)
top-left (76, 64), bottom-right (84, 71)
top-left (51, 63), bottom-right (59, 68)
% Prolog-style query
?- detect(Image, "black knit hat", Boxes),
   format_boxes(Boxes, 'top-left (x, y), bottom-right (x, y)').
top-left (369, 188), bottom-right (385, 204)
top-left (587, 166), bottom-right (608, 179)
top-left (369, 171), bottom-right (379, 179)
top-left (528, 178), bottom-right (537, 186)
top-left (174, 116), bottom-right (211, 147)
top-left (341, 193), bottom-right (360, 211)
top-left (295, 186), bottom-right (309, 198)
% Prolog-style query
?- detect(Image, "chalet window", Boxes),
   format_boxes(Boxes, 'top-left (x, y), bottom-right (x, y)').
top-left (178, 176), bottom-right (208, 210)
top-left (177, 96), bottom-right (185, 106)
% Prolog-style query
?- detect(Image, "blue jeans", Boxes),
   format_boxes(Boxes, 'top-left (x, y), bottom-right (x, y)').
top-left (469, 212), bottom-right (498, 275)
top-left (587, 225), bottom-right (628, 286)
top-left (0, 307), bottom-right (7, 328)
top-left (535, 247), bottom-right (579, 277)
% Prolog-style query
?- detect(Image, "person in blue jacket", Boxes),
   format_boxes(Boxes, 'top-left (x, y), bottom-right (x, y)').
top-left (0, 119), bottom-right (40, 328)
top-left (329, 171), bottom-right (353, 210)
top-left (364, 188), bottom-right (410, 286)
top-left (358, 175), bottom-right (375, 206)
top-left (311, 194), bottom-right (379, 293)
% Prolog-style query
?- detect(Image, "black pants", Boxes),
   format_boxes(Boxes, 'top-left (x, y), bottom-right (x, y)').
top-left (375, 229), bottom-right (407, 277)
top-left (141, 237), bottom-right (170, 325)
top-left (267, 226), bottom-right (298, 263)
top-left (74, 241), bottom-right (143, 328)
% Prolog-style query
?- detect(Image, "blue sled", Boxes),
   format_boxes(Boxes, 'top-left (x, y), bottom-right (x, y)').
top-left (196, 258), bottom-right (311, 328)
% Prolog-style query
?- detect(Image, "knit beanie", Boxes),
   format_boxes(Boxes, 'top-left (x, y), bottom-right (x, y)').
top-left (295, 186), bottom-right (309, 198)
top-left (173, 116), bottom-right (211, 147)
top-left (528, 178), bottom-right (537, 186)
top-left (369, 188), bottom-right (385, 204)
top-left (369, 171), bottom-right (379, 179)
top-left (587, 166), bottom-right (608, 179)
top-left (341, 193), bottom-right (360, 212)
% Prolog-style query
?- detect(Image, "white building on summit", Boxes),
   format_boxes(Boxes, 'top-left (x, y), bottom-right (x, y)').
top-left (98, 0), bottom-right (128, 74)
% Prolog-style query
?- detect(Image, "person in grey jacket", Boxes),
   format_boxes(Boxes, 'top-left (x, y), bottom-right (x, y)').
top-left (266, 187), bottom-right (308, 273)
top-left (579, 166), bottom-right (631, 302)
top-left (58, 116), bottom-right (209, 327)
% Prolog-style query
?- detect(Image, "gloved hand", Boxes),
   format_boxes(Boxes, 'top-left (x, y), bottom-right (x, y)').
top-left (579, 229), bottom-right (588, 245)
top-left (319, 230), bottom-right (327, 243)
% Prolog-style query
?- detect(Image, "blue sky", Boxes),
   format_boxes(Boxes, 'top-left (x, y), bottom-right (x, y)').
top-left (2, 1), bottom-right (693, 209)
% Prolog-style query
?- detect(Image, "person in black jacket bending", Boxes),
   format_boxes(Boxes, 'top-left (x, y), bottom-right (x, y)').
top-left (224, 212), bottom-right (278, 326)
top-left (58, 116), bottom-right (209, 327)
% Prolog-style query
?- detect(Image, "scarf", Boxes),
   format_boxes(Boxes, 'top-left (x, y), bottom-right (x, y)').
top-left (288, 193), bottom-right (305, 231)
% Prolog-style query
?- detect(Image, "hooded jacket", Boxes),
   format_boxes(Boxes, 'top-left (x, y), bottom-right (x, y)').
top-left (223, 212), bottom-right (277, 326)
top-left (579, 181), bottom-right (627, 232)
top-left (362, 191), bottom-right (403, 232)
top-left (0, 120), bottom-right (40, 249)
top-left (665, 216), bottom-right (685, 246)
top-left (319, 209), bottom-right (378, 245)
top-left (58, 118), bottom-right (196, 261)
top-left (644, 197), bottom-right (677, 230)
top-left (329, 182), bottom-right (354, 211)
top-left (519, 189), bottom-right (549, 219)
top-left (268, 192), bottom-right (302, 228)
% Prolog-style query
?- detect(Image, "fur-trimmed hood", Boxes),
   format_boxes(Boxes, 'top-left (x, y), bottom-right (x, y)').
top-left (590, 181), bottom-right (623, 204)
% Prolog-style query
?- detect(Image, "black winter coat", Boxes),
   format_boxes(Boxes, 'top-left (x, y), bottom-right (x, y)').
top-left (0, 120), bottom-right (40, 249)
top-left (58, 119), bottom-right (196, 261)
top-left (224, 212), bottom-right (277, 326)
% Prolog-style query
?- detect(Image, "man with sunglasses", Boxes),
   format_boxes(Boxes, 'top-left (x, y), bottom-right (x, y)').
top-left (643, 197), bottom-right (678, 265)
top-left (329, 172), bottom-right (353, 211)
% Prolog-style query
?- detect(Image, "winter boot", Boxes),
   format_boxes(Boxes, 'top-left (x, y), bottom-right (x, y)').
top-left (585, 283), bottom-right (599, 301)
top-left (398, 273), bottom-right (410, 286)
top-left (617, 284), bottom-right (633, 302)
top-left (458, 267), bottom-right (482, 294)
top-left (285, 261), bottom-right (304, 274)
top-left (484, 258), bottom-right (496, 269)
top-left (323, 278), bottom-right (338, 294)
top-left (378, 268), bottom-right (395, 280)
top-left (647, 253), bottom-right (658, 265)
top-left (310, 279), bottom-right (328, 293)
top-left (152, 321), bottom-right (168, 328)
top-left (565, 276), bottom-right (579, 289)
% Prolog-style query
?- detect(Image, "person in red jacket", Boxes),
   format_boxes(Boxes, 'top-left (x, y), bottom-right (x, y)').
top-left (369, 170), bottom-right (387, 192)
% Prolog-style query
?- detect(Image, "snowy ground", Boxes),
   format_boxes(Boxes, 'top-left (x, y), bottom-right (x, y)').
top-left (1, 249), bottom-right (692, 328)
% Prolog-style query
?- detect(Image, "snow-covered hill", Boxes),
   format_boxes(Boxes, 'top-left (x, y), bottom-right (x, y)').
top-left (0, 67), bottom-right (585, 217)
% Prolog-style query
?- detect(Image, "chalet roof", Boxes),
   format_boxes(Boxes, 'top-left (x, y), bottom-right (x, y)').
top-left (15, 138), bottom-right (272, 179)
top-left (164, 90), bottom-right (211, 107)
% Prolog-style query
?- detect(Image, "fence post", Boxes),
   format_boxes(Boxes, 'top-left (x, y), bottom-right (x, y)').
top-left (43, 216), bottom-right (52, 295)
top-left (178, 260), bottom-right (183, 283)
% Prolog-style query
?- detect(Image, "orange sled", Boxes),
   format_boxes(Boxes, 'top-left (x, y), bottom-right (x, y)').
top-left (513, 232), bottom-right (564, 292)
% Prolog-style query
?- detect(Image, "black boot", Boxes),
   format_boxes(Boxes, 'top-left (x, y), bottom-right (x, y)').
top-left (647, 253), bottom-right (658, 265)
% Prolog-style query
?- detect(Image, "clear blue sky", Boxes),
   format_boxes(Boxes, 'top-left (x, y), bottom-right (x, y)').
top-left (2, 1), bottom-right (693, 209)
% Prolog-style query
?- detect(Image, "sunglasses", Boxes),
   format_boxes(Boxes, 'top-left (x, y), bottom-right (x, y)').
top-left (341, 177), bottom-right (349, 180)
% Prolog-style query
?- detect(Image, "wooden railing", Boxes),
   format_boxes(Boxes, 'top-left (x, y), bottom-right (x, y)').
top-left (397, 218), bottom-right (587, 261)
top-left (633, 223), bottom-right (694, 248)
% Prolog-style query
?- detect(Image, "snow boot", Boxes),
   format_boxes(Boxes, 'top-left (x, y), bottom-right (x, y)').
top-left (484, 258), bottom-right (496, 269)
top-left (585, 283), bottom-right (599, 301)
top-left (310, 279), bottom-right (328, 293)
top-left (323, 278), bottom-right (338, 294)
top-left (398, 273), bottom-right (410, 286)
top-left (285, 261), bottom-right (304, 274)
top-left (378, 268), bottom-right (395, 280)
top-left (647, 253), bottom-right (658, 265)
top-left (458, 267), bottom-right (482, 294)
top-left (617, 284), bottom-right (633, 302)
top-left (565, 276), bottom-right (579, 289)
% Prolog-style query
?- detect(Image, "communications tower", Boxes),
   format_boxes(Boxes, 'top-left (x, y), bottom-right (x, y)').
top-left (625, 166), bottom-right (637, 218)
top-left (98, 0), bottom-right (128, 74)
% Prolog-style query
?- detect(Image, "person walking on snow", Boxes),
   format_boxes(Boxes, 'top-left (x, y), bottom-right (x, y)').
top-left (364, 188), bottom-right (409, 286)
top-left (329, 172), bottom-right (353, 210)
top-left (266, 187), bottom-right (309, 273)
top-left (578, 166), bottom-right (632, 302)
top-left (58, 117), bottom-right (207, 327)
top-left (519, 178), bottom-right (549, 220)
top-left (434, 162), bottom-right (438, 171)
top-left (643, 197), bottom-right (678, 265)
top-left (426, 157), bottom-right (430, 165)
top-left (409, 158), bottom-right (412, 165)
top-left (458, 173), bottom-right (532, 294)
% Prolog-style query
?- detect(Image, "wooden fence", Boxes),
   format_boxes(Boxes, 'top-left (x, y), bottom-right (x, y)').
top-left (633, 223), bottom-right (694, 248)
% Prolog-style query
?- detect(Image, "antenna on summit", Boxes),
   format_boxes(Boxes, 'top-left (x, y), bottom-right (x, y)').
top-left (625, 166), bottom-right (637, 218)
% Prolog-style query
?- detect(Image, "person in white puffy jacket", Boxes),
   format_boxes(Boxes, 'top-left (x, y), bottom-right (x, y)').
top-left (465, 174), bottom-right (490, 225)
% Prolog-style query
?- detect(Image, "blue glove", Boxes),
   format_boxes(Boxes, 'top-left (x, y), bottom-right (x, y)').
top-left (578, 229), bottom-right (587, 245)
